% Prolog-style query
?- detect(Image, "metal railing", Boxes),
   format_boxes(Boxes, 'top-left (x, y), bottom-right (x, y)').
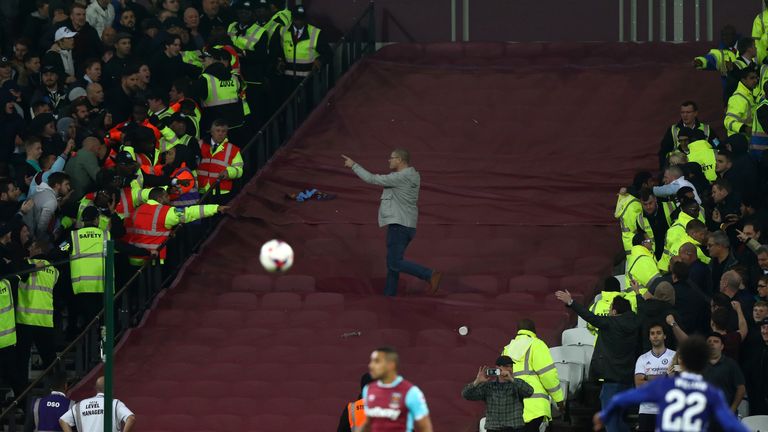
top-left (0, 2), bottom-right (375, 429)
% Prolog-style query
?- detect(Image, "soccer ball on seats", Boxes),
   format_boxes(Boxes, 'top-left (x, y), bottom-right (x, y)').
top-left (259, 239), bottom-right (294, 273)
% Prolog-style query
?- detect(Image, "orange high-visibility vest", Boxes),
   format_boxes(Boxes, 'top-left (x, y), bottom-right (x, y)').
top-left (348, 399), bottom-right (366, 429)
top-left (116, 186), bottom-right (138, 219)
top-left (125, 203), bottom-right (172, 260)
top-left (198, 139), bottom-right (239, 193)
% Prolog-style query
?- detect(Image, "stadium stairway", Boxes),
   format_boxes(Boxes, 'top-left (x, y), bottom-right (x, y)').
top-left (71, 42), bottom-right (722, 431)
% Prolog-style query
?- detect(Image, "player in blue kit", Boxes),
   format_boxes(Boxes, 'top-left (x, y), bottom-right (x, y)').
top-left (593, 336), bottom-right (749, 432)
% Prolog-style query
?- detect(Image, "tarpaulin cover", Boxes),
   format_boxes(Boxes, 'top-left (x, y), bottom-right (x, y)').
top-left (73, 42), bottom-right (722, 431)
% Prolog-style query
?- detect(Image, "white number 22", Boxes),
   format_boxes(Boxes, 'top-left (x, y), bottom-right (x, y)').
top-left (661, 389), bottom-right (707, 431)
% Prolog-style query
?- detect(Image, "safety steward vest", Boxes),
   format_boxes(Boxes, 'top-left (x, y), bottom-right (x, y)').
top-left (502, 330), bottom-right (564, 422)
top-left (667, 232), bottom-right (710, 267)
top-left (271, 8), bottom-right (292, 27)
top-left (281, 24), bottom-right (321, 77)
top-left (0, 279), bottom-right (16, 348)
top-left (686, 140), bottom-right (717, 183)
top-left (201, 73), bottom-right (240, 108)
top-left (670, 123), bottom-right (711, 150)
top-left (624, 246), bottom-right (660, 290)
top-left (229, 22), bottom-right (269, 52)
top-left (751, 98), bottom-right (768, 155)
top-left (347, 398), bottom-right (366, 429)
top-left (169, 166), bottom-right (200, 207)
top-left (70, 227), bottom-right (109, 294)
top-left (658, 211), bottom-right (694, 272)
top-left (125, 202), bottom-right (172, 260)
top-left (725, 82), bottom-right (755, 137)
top-left (16, 259), bottom-right (57, 328)
top-left (198, 139), bottom-right (240, 194)
top-left (181, 50), bottom-right (203, 69)
top-left (694, 48), bottom-right (737, 76)
top-left (107, 120), bottom-right (161, 147)
top-left (615, 194), bottom-right (642, 255)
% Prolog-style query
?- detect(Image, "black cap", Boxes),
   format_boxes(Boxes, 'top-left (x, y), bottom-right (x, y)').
top-left (168, 112), bottom-right (186, 123)
top-left (41, 64), bottom-right (58, 74)
top-left (115, 150), bottom-right (134, 165)
top-left (0, 223), bottom-right (12, 237)
top-left (211, 48), bottom-right (231, 63)
top-left (81, 206), bottom-right (100, 222)
top-left (235, 0), bottom-right (255, 10)
top-left (255, 0), bottom-right (268, 8)
top-left (292, 5), bottom-right (306, 17)
top-left (758, 318), bottom-right (768, 327)
top-left (114, 32), bottom-right (132, 42)
top-left (495, 355), bottom-right (513, 367)
top-left (163, 17), bottom-right (184, 29)
top-left (676, 127), bottom-right (694, 139)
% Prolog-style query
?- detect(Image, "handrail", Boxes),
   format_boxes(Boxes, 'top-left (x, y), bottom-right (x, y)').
top-left (0, 3), bottom-right (375, 428)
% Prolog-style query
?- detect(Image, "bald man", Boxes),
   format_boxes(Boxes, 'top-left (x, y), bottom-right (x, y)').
top-left (60, 376), bottom-right (135, 432)
top-left (65, 136), bottom-right (106, 201)
top-left (677, 242), bottom-right (713, 295)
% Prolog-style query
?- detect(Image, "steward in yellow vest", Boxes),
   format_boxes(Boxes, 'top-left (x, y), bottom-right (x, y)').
top-left (191, 49), bottom-right (246, 132)
top-left (625, 234), bottom-right (661, 292)
top-left (501, 322), bottom-right (564, 425)
top-left (0, 276), bottom-right (27, 398)
top-left (658, 200), bottom-right (701, 272)
top-left (658, 101), bottom-right (713, 168)
top-left (615, 189), bottom-right (642, 256)
top-left (16, 243), bottom-right (59, 381)
top-left (751, 83), bottom-right (768, 157)
top-left (663, 219), bottom-right (710, 276)
top-left (274, 6), bottom-right (332, 79)
top-left (637, 190), bottom-right (673, 260)
top-left (587, 278), bottom-right (639, 336)
top-left (725, 67), bottom-right (758, 138)
top-left (675, 128), bottom-right (717, 183)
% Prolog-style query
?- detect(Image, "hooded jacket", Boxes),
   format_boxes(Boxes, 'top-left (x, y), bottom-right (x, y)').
top-left (26, 182), bottom-right (59, 241)
top-left (569, 301), bottom-right (640, 384)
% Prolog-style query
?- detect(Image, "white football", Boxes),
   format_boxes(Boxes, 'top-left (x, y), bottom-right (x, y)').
top-left (259, 239), bottom-right (294, 273)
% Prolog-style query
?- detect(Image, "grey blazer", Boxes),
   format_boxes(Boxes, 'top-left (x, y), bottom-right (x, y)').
top-left (352, 164), bottom-right (420, 228)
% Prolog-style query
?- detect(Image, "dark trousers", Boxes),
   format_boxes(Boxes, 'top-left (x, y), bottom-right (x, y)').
top-left (385, 224), bottom-right (432, 296)
top-left (523, 417), bottom-right (544, 432)
top-left (600, 383), bottom-right (632, 432)
top-left (0, 345), bottom-right (27, 398)
top-left (637, 414), bottom-right (656, 431)
top-left (488, 428), bottom-right (524, 432)
top-left (75, 293), bottom-right (103, 332)
top-left (15, 324), bottom-right (57, 381)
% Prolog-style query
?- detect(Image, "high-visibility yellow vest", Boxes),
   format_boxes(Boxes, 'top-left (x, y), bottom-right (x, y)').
top-left (667, 232), bottom-right (710, 267)
top-left (502, 330), bottom-right (564, 422)
top-left (754, 10), bottom-right (768, 63)
top-left (636, 204), bottom-right (672, 254)
top-left (658, 212), bottom-right (694, 272)
top-left (281, 24), bottom-right (321, 77)
top-left (686, 140), bottom-right (717, 183)
top-left (670, 123), bottom-right (711, 151)
top-left (615, 194), bottom-right (642, 255)
top-left (725, 81), bottom-right (756, 137)
top-left (625, 246), bottom-right (660, 289)
top-left (270, 8), bottom-right (292, 27)
top-left (70, 227), bottom-right (110, 294)
top-left (694, 48), bottom-right (737, 76)
top-left (0, 279), bottom-right (17, 348)
top-left (228, 22), bottom-right (269, 52)
top-left (181, 50), bottom-right (203, 69)
top-left (201, 73), bottom-right (240, 108)
top-left (16, 259), bottom-right (57, 328)
top-left (751, 97), bottom-right (768, 154)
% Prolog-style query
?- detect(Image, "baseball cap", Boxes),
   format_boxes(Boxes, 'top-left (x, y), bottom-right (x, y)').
top-left (41, 64), bottom-right (58, 74)
top-left (292, 5), bottom-right (306, 17)
top-left (706, 332), bottom-right (725, 344)
top-left (235, 0), bottom-right (255, 10)
top-left (114, 32), bottom-right (132, 43)
top-left (54, 27), bottom-right (78, 42)
top-left (199, 50), bottom-right (213, 60)
top-left (0, 57), bottom-right (10, 67)
top-left (115, 150), bottom-right (135, 165)
top-left (495, 356), bottom-right (514, 367)
top-left (759, 318), bottom-right (768, 327)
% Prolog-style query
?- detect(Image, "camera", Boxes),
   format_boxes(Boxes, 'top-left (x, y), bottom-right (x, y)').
top-left (485, 368), bottom-right (501, 376)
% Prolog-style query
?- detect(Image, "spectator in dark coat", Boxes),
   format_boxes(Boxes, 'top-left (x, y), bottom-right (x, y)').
top-left (0, 90), bottom-right (24, 160)
top-left (677, 242), bottom-right (713, 296)
top-left (670, 261), bottom-right (711, 335)
top-left (555, 290), bottom-right (639, 432)
top-left (708, 231), bottom-right (739, 292)
top-left (742, 319), bottom-right (768, 415)
top-left (149, 34), bottom-right (198, 93)
top-left (105, 66), bottom-right (140, 124)
top-left (102, 33), bottom-right (133, 91)
top-left (23, 0), bottom-right (50, 45)
top-left (632, 280), bottom-right (680, 351)
top-left (30, 65), bottom-right (66, 114)
top-left (41, 4), bottom-right (102, 73)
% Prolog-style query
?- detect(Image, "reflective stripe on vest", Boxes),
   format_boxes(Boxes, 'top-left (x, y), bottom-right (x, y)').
top-left (348, 399), bottom-right (366, 428)
top-left (0, 279), bottom-right (17, 348)
top-left (198, 140), bottom-right (239, 192)
top-left (127, 203), bottom-right (172, 260)
top-left (16, 259), bottom-right (57, 327)
top-left (202, 74), bottom-right (240, 107)
top-left (70, 228), bottom-right (108, 294)
top-left (281, 25), bottom-right (321, 76)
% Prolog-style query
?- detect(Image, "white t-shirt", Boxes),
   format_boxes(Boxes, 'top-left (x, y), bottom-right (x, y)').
top-left (634, 348), bottom-right (676, 414)
top-left (59, 393), bottom-right (133, 432)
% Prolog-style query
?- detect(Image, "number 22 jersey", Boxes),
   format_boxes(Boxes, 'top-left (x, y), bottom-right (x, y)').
top-left (599, 371), bottom-right (749, 432)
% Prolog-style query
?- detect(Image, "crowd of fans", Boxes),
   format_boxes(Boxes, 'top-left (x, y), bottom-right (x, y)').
top-left (552, 19), bottom-right (768, 431)
top-left (0, 0), bottom-right (333, 412)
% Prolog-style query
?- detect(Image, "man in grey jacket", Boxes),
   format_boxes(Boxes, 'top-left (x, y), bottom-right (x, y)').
top-left (342, 149), bottom-right (441, 296)
top-left (27, 172), bottom-right (71, 241)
